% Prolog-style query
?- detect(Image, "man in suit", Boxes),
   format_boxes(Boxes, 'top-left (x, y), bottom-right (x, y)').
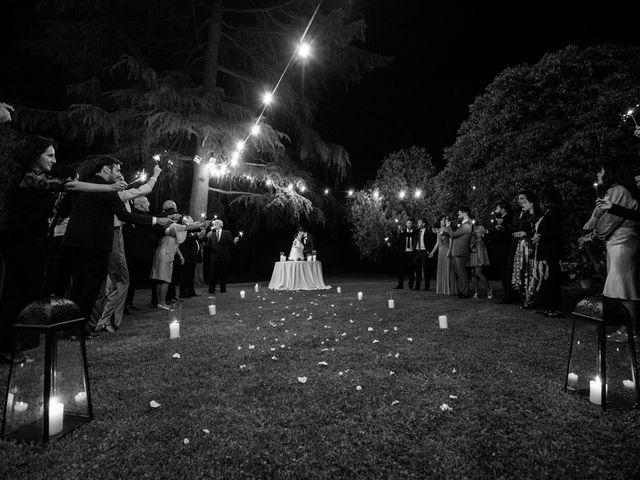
top-left (413, 218), bottom-right (436, 291)
top-left (124, 196), bottom-right (160, 313)
top-left (393, 219), bottom-right (417, 289)
top-left (207, 219), bottom-right (238, 293)
top-left (62, 155), bottom-right (172, 336)
top-left (444, 207), bottom-right (473, 298)
top-left (299, 226), bottom-right (315, 258)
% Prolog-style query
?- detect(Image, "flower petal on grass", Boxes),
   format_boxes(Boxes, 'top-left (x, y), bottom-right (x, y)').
top-left (248, 345), bottom-right (255, 349)
top-left (150, 400), bottom-right (161, 408)
top-left (449, 395), bottom-right (458, 399)
top-left (202, 429), bottom-right (210, 434)
top-left (318, 361), bottom-right (328, 366)
top-left (440, 403), bottom-right (453, 412)
top-left (373, 339), bottom-right (379, 344)
top-left (172, 353), bottom-right (181, 359)
top-left (183, 438), bottom-right (190, 445)
top-left (407, 338), bottom-right (413, 342)
top-left (390, 371), bottom-right (395, 375)
top-left (391, 400), bottom-right (400, 406)
top-left (297, 376), bottom-right (308, 383)
top-left (356, 385), bottom-right (362, 391)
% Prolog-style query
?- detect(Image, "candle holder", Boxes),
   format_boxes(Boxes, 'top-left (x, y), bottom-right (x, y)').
top-left (279, 252), bottom-right (286, 262)
top-left (565, 296), bottom-right (640, 409)
top-left (1, 296), bottom-right (93, 443)
top-left (387, 292), bottom-right (395, 309)
top-left (254, 283), bottom-right (259, 293)
top-left (312, 250), bottom-right (317, 261)
top-left (169, 304), bottom-right (181, 338)
top-left (208, 296), bottom-right (216, 316)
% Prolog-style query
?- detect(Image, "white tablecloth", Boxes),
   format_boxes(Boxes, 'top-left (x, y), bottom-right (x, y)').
top-left (268, 261), bottom-right (331, 291)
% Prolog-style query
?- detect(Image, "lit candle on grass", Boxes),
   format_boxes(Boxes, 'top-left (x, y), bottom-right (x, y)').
top-left (567, 373), bottom-right (578, 389)
top-left (357, 292), bottom-right (363, 301)
top-left (336, 287), bottom-right (341, 294)
top-left (170, 320), bottom-right (180, 339)
top-left (240, 290), bottom-right (246, 299)
top-left (208, 296), bottom-right (216, 315)
top-left (438, 315), bottom-right (448, 329)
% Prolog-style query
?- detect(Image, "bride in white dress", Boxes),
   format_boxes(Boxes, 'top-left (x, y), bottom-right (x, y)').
top-left (288, 232), bottom-right (305, 261)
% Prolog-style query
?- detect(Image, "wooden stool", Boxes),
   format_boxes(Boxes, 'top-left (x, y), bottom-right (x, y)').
top-left (565, 295), bottom-right (640, 409)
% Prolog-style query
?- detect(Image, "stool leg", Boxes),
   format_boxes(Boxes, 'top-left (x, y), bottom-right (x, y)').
top-left (626, 325), bottom-right (640, 408)
top-left (564, 319), bottom-right (578, 392)
top-left (600, 324), bottom-right (607, 410)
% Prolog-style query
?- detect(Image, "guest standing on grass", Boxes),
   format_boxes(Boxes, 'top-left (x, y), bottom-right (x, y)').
top-left (487, 201), bottom-right (514, 302)
top-left (531, 187), bottom-right (565, 317)
top-left (207, 219), bottom-right (238, 294)
top-left (468, 218), bottom-right (492, 299)
top-left (0, 137), bottom-right (128, 361)
top-left (413, 218), bottom-right (435, 291)
top-left (393, 219), bottom-right (417, 290)
top-left (430, 215), bottom-right (456, 295)
top-left (443, 208), bottom-right (473, 298)
top-left (510, 191), bottom-right (539, 309)
top-left (581, 159), bottom-right (640, 336)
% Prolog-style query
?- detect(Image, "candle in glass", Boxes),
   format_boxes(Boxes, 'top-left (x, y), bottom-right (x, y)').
top-left (48, 400), bottom-right (64, 436)
top-left (240, 290), bottom-right (246, 299)
top-left (208, 296), bottom-right (216, 315)
top-left (357, 292), bottom-right (363, 301)
top-left (336, 287), bottom-right (341, 294)
top-left (567, 372), bottom-right (578, 389)
top-left (438, 315), bottom-right (448, 329)
top-left (254, 284), bottom-right (259, 293)
top-left (170, 320), bottom-right (180, 339)
top-left (14, 401), bottom-right (28, 413)
top-left (589, 377), bottom-right (606, 405)
top-left (74, 391), bottom-right (87, 406)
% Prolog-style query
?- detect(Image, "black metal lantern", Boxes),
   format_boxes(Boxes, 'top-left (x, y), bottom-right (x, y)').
top-left (1, 296), bottom-right (93, 442)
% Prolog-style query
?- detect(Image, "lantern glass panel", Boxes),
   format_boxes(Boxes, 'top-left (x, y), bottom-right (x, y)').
top-left (2, 327), bottom-right (91, 442)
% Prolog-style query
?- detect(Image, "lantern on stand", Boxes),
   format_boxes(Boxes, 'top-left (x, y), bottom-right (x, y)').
top-left (1, 296), bottom-right (93, 442)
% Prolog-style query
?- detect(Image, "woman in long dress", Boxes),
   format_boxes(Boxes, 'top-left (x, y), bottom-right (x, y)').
top-left (288, 231), bottom-right (305, 261)
top-left (511, 191), bottom-right (538, 308)
top-left (430, 215), bottom-right (457, 295)
top-left (468, 220), bottom-right (492, 299)
top-left (150, 219), bottom-right (187, 309)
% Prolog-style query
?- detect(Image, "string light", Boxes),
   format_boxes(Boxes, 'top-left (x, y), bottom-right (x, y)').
top-left (262, 92), bottom-right (274, 105)
top-left (297, 42), bottom-right (311, 59)
top-left (624, 105), bottom-right (639, 127)
top-left (324, 188), bottom-right (329, 195)
top-left (398, 190), bottom-right (406, 199)
top-left (347, 189), bottom-right (354, 197)
top-left (414, 189), bottom-right (422, 199)
top-left (372, 189), bottom-right (380, 200)
top-left (250, 124), bottom-right (260, 136)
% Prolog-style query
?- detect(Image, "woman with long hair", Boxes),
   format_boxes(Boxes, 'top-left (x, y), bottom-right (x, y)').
top-left (468, 217), bottom-right (492, 299)
top-left (429, 215), bottom-right (456, 295)
top-left (511, 190), bottom-right (539, 308)
top-left (581, 158), bottom-right (640, 335)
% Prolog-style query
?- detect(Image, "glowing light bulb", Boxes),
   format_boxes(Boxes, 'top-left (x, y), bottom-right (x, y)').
top-left (324, 188), bottom-right (329, 195)
top-left (300, 185), bottom-right (307, 192)
top-left (266, 179), bottom-right (273, 186)
top-left (472, 185), bottom-right (477, 190)
top-left (230, 151), bottom-right (239, 166)
top-left (298, 42), bottom-right (311, 58)
top-left (251, 124), bottom-right (260, 136)
top-left (236, 141), bottom-right (245, 151)
top-left (373, 189), bottom-right (380, 200)
top-left (627, 109), bottom-right (635, 116)
top-left (287, 183), bottom-right (294, 191)
top-left (398, 190), bottom-right (406, 199)
top-left (347, 189), bottom-right (354, 197)
top-left (263, 92), bottom-right (274, 105)
top-left (414, 189), bottom-right (422, 198)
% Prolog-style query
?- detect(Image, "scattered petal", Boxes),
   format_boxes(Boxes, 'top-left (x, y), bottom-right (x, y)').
top-left (390, 371), bottom-right (395, 375)
top-left (356, 385), bottom-right (362, 391)
top-left (338, 371), bottom-right (344, 376)
top-left (367, 327), bottom-right (374, 332)
top-left (202, 429), bottom-right (210, 434)
top-left (271, 355), bottom-right (277, 360)
top-left (318, 361), bottom-right (328, 366)
top-left (150, 401), bottom-right (161, 408)
top-left (384, 329), bottom-right (389, 333)
top-left (407, 338), bottom-right (413, 342)
top-left (391, 400), bottom-right (400, 406)
top-left (394, 353), bottom-right (400, 358)
top-left (183, 438), bottom-right (190, 445)
top-left (373, 339), bottom-right (379, 344)
top-left (237, 346), bottom-right (242, 350)
top-left (240, 364), bottom-right (246, 369)
top-left (393, 327), bottom-right (398, 331)
top-left (449, 395), bottom-right (458, 399)
top-left (440, 403), bottom-right (453, 412)
top-left (452, 368), bottom-right (457, 373)
top-left (297, 376), bottom-right (308, 383)
top-left (248, 345), bottom-right (255, 349)
top-left (172, 353), bottom-right (181, 359)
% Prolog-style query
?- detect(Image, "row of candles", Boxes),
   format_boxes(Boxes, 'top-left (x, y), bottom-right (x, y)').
top-left (567, 373), bottom-right (636, 405)
top-left (7, 391), bottom-right (88, 436)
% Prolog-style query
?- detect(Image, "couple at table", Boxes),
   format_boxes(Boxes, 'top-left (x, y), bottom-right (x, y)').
top-left (288, 227), bottom-right (315, 261)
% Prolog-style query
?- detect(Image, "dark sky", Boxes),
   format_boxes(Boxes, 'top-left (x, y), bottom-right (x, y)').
top-left (318, 2), bottom-right (640, 185)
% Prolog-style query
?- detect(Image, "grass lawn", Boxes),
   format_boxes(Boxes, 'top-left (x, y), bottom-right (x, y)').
top-left (1, 274), bottom-right (639, 479)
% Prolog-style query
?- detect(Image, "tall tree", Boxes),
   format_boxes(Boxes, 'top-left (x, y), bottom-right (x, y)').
top-left (435, 44), bottom-right (640, 245)
top-left (9, 0), bottom-right (391, 234)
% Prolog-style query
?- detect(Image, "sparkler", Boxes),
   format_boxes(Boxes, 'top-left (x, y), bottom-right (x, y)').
top-left (127, 170), bottom-right (147, 186)
top-left (624, 105), bottom-right (639, 127)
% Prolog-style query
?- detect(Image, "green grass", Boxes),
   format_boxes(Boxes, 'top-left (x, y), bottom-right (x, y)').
top-left (1, 275), bottom-right (639, 479)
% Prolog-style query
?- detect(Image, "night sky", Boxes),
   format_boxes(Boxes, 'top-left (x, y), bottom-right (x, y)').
top-left (320, 2), bottom-right (640, 185)
top-left (1, 2), bottom-right (639, 187)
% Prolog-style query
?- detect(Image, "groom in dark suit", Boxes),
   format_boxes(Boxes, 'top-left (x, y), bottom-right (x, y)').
top-left (443, 207), bottom-right (473, 298)
top-left (207, 219), bottom-right (238, 293)
top-left (299, 226), bottom-right (315, 258)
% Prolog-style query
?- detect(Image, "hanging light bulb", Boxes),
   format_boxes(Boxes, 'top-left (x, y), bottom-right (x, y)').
top-left (251, 124), bottom-right (260, 136)
top-left (230, 151), bottom-right (240, 167)
top-left (414, 189), bottom-right (422, 199)
top-left (347, 189), bottom-right (354, 197)
top-left (300, 185), bottom-right (307, 192)
top-left (324, 188), bottom-right (329, 195)
top-left (263, 92), bottom-right (274, 105)
top-left (297, 42), bottom-right (311, 59)
top-left (398, 190), bottom-right (406, 199)
top-left (235, 141), bottom-right (245, 151)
